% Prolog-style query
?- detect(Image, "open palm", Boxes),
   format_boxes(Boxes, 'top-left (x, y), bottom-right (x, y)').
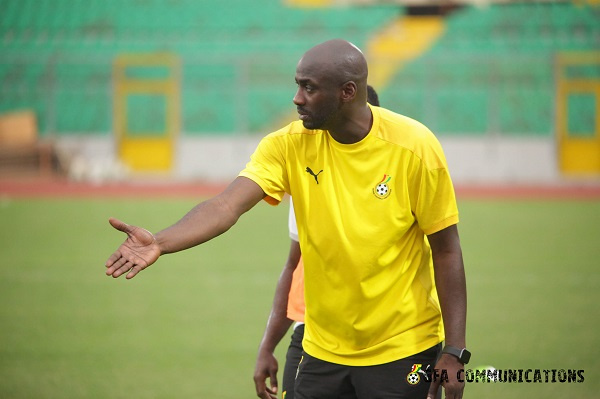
top-left (105, 217), bottom-right (161, 279)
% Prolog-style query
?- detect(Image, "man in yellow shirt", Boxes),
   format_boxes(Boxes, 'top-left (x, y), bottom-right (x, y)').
top-left (105, 39), bottom-right (467, 399)
top-left (253, 85), bottom-right (382, 399)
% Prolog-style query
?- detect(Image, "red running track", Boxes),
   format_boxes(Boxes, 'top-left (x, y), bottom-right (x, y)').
top-left (1, 177), bottom-right (600, 200)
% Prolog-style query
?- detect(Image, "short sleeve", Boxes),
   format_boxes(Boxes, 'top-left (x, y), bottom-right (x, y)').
top-left (415, 167), bottom-right (459, 235)
top-left (410, 135), bottom-right (459, 235)
top-left (238, 134), bottom-right (289, 205)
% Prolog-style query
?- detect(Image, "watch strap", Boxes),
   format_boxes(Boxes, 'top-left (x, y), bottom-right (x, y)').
top-left (442, 345), bottom-right (471, 364)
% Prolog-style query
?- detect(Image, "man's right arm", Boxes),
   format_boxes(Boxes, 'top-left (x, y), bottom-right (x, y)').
top-left (105, 176), bottom-right (266, 279)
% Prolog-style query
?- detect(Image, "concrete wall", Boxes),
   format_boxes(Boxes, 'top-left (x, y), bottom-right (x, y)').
top-left (55, 134), bottom-right (564, 185)
top-left (440, 136), bottom-right (561, 184)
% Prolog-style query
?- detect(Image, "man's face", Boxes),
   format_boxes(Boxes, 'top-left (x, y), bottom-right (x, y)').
top-left (293, 62), bottom-right (341, 130)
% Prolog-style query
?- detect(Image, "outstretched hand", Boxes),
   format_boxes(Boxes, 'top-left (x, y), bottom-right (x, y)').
top-left (105, 217), bottom-right (161, 279)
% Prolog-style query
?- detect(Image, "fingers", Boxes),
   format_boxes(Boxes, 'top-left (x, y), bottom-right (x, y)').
top-left (268, 370), bottom-right (278, 397)
top-left (108, 217), bottom-right (132, 234)
top-left (106, 218), bottom-right (158, 279)
top-left (253, 376), bottom-right (268, 399)
top-left (109, 217), bottom-right (156, 246)
top-left (427, 375), bottom-right (464, 399)
top-left (427, 377), bottom-right (440, 399)
top-left (105, 253), bottom-right (126, 273)
top-left (126, 264), bottom-right (144, 279)
top-left (257, 387), bottom-right (277, 399)
top-left (265, 386), bottom-right (278, 399)
top-left (105, 254), bottom-right (147, 279)
top-left (105, 250), bottom-right (122, 268)
top-left (443, 382), bottom-right (464, 399)
top-left (107, 259), bottom-right (134, 278)
top-left (253, 372), bottom-right (277, 399)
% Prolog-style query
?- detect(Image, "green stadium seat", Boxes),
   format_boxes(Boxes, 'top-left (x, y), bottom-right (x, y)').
top-left (0, 0), bottom-right (397, 134)
top-left (382, 2), bottom-right (599, 136)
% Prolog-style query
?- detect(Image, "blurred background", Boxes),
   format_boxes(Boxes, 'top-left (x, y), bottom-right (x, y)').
top-left (1, 0), bottom-right (598, 185)
top-left (1, 1), bottom-right (599, 399)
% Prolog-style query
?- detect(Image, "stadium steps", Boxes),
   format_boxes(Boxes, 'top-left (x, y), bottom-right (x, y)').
top-left (366, 16), bottom-right (445, 90)
top-left (286, 0), bottom-right (333, 7)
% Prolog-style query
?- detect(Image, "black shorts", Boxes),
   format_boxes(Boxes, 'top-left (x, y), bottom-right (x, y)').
top-left (282, 323), bottom-right (305, 399)
top-left (294, 344), bottom-right (442, 399)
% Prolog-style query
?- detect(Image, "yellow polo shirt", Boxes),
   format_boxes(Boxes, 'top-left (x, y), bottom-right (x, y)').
top-left (239, 105), bottom-right (458, 366)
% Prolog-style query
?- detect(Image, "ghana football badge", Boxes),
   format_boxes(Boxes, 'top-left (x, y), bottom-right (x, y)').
top-left (373, 174), bottom-right (392, 199)
top-left (406, 364), bottom-right (423, 385)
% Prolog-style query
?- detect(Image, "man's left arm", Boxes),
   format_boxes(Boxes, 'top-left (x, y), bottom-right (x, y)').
top-left (427, 224), bottom-right (467, 399)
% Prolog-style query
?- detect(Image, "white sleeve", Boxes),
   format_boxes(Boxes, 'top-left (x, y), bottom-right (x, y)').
top-left (288, 198), bottom-right (299, 242)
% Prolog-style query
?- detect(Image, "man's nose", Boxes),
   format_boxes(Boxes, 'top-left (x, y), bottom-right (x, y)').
top-left (293, 89), bottom-right (304, 106)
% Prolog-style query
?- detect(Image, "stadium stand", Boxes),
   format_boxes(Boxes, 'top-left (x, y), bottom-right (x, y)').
top-left (0, 0), bottom-right (399, 135)
top-left (1, 1), bottom-right (598, 139)
top-left (380, 2), bottom-right (599, 136)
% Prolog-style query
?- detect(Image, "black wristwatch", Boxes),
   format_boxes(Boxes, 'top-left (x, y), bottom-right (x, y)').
top-left (442, 345), bottom-right (471, 364)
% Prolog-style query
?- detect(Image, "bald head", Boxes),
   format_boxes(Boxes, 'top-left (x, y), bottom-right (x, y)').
top-left (297, 39), bottom-right (368, 89)
top-left (293, 40), bottom-right (372, 137)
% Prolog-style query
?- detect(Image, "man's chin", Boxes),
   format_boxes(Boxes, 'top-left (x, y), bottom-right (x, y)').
top-left (301, 119), bottom-right (320, 130)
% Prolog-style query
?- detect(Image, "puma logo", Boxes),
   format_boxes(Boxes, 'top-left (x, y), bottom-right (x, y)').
top-left (419, 365), bottom-right (432, 382)
top-left (306, 167), bottom-right (323, 184)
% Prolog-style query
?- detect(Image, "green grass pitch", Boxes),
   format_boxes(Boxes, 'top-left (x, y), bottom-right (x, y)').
top-left (0, 196), bottom-right (598, 398)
